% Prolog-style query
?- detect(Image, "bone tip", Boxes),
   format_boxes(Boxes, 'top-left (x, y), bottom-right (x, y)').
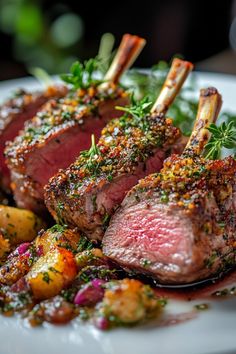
top-left (123, 33), bottom-right (146, 47)
top-left (172, 58), bottom-right (194, 72)
top-left (200, 87), bottom-right (220, 97)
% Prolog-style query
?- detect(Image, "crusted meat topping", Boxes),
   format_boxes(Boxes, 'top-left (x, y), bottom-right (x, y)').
top-left (5, 85), bottom-right (126, 166)
top-left (133, 155), bottom-right (236, 213)
top-left (0, 86), bottom-right (67, 133)
top-left (56, 112), bottom-right (180, 194)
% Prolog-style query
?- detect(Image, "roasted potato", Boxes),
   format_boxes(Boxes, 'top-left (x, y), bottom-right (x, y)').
top-left (0, 233), bottom-right (10, 259)
top-left (0, 252), bottom-right (32, 285)
top-left (97, 279), bottom-right (163, 325)
top-left (0, 205), bottom-right (45, 246)
top-left (35, 225), bottom-right (81, 254)
top-left (26, 248), bottom-right (77, 300)
top-left (0, 225), bottom-right (81, 285)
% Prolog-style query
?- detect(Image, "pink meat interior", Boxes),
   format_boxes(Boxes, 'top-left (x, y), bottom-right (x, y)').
top-left (27, 119), bottom-right (105, 197)
top-left (103, 201), bottom-right (194, 272)
top-left (26, 97), bottom-right (128, 199)
top-left (96, 150), bottom-right (166, 214)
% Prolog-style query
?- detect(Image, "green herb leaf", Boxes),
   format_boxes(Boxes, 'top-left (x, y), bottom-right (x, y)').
top-left (205, 121), bottom-right (236, 160)
top-left (49, 224), bottom-right (67, 233)
top-left (116, 94), bottom-right (153, 119)
top-left (42, 272), bottom-right (51, 284)
top-left (81, 134), bottom-right (100, 159)
top-left (61, 58), bottom-right (103, 90)
top-left (77, 235), bottom-right (94, 252)
top-left (124, 63), bottom-right (197, 136)
top-left (116, 95), bottom-right (153, 133)
top-left (124, 60), bottom-right (236, 145)
top-left (80, 134), bottom-right (101, 174)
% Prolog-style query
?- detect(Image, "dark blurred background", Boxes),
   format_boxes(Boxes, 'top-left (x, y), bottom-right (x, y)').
top-left (0, 0), bottom-right (236, 81)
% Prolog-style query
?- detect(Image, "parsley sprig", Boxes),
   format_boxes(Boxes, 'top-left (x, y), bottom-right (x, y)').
top-left (81, 134), bottom-right (100, 158)
top-left (115, 95), bottom-right (153, 132)
top-left (205, 121), bottom-right (236, 159)
top-left (80, 134), bottom-right (101, 173)
top-left (116, 94), bottom-right (153, 118)
top-left (61, 58), bottom-right (103, 90)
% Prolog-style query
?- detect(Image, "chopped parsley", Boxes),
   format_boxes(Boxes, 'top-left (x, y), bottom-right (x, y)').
top-left (77, 235), bottom-right (94, 252)
top-left (49, 267), bottom-right (61, 274)
top-left (42, 272), bottom-right (52, 284)
top-left (140, 258), bottom-right (151, 268)
top-left (204, 252), bottom-right (217, 269)
top-left (49, 224), bottom-right (68, 234)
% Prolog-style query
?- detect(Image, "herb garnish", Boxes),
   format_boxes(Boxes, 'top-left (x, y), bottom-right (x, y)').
top-left (42, 272), bottom-right (52, 284)
top-left (61, 59), bottom-right (103, 90)
top-left (125, 61), bottom-right (236, 156)
top-left (124, 61), bottom-right (197, 136)
top-left (49, 224), bottom-right (67, 234)
top-left (116, 94), bottom-right (152, 118)
top-left (205, 121), bottom-right (236, 159)
top-left (116, 95), bottom-right (153, 132)
top-left (204, 252), bottom-right (217, 269)
top-left (77, 235), bottom-right (94, 252)
top-left (80, 134), bottom-right (101, 174)
top-left (49, 267), bottom-right (61, 274)
top-left (140, 258), bottom-right (151, 268)
top-left (56, 201), bottom-right (65, 225)
top-left (81, 134), bottom-right (100, 159)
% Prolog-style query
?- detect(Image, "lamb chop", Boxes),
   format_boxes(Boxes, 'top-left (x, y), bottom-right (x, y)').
top-left (0, 85), bottom-right (67, 191)
top-left (45, 58), bottom-right (193, 241)
top-left (102, 87), bottom-right (236, 285)
top-left (5, 34), bottom-right (145, 214)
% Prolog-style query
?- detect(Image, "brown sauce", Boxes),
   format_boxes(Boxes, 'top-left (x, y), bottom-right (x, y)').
top-left (153, 268), bottom-right (236, 301)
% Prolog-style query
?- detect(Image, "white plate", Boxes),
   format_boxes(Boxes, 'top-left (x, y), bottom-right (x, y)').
top-left (0, 72), bottom-right (236, 354)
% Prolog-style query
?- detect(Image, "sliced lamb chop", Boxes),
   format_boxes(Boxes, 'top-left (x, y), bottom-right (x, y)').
top-left (5, 34), bottom-right (145, 214)
top-left (0, 85), bottom-right (67, 191)
top-left (45, 58), bottom-right (193, 241)
top-left (102, 87), bottom-right (236, 285)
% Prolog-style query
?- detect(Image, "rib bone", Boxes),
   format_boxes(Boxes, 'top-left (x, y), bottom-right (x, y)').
top-left (100, 34), bottom-right (146, 89)
top-left (184, 87), bottom-right (222, 156)
top-left (151, 58), bottom-right (193, 114)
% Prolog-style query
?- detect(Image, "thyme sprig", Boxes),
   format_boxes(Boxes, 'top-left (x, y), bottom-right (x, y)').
top-left (124, 60), bottom-right (236, 156)
top-left (124, 61), bottom-right (197, 136)
top-left (205, 121), bottom-right (236, 160)
top-left (61, 58), bottom-right (103, 90)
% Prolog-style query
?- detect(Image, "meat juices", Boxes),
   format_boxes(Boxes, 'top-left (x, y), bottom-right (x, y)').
top-left (5, 34), bottom-right (145, 214)
top-left (103, 88), bottom-right (236, 285)
top-left (45, 59), bottom-right (193, 240)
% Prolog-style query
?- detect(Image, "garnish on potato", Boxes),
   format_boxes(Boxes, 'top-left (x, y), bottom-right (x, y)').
top-left (26, 248), bottom-right (77, 300)
top-left (94, 278), bottom-right (166, 329)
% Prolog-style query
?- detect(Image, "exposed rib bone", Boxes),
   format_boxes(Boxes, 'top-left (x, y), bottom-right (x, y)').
top-left (151, 58), bottom-right (193, 114)
top-left (100, 34), bottom-right (146, 89)
top-left (184, 87), bottom-right (222, 156)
